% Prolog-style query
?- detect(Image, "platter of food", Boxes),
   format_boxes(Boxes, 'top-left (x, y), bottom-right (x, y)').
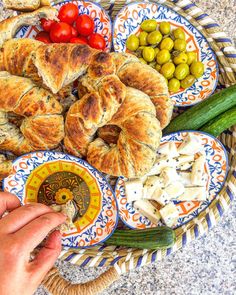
top-left (0, 0), bottom-right (235, 285)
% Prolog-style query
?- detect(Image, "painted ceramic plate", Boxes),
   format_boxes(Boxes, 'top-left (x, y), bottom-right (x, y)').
top-left (16, 0), bottom-right (112, 52)
top-left (115, 131), bottom-right (228, 229)
top-left (3, 151), bottom-right (118, 248)
top-left (113, 2), bottom-right (219, 107)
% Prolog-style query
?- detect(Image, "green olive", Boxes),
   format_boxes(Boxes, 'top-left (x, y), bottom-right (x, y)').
top-left (159, 21), bottom-right (171, 35)
top-left (139, 57), bottom-right (147, 64)
top-left (160, 62), bottom-right (176, 79)
top-left (160, 37), bottom-right (174, 51)
top-left (168, 78), bottom-right (181, 92)
top-left (149, 61), bottom-right (156, 68)
top-left (174, 39), bottom-right (187, 51)
top-left (186, 51), bottom-right (197, 65)
top-left (154, 47), bottom-right (160, 57)
top-left (147, 31), bottom-right (162, 45)
top-left (155, 63), bottom-right (161, 71)
top-left (190, 61), bottom-right (204, 78)
top-left (142, 47), bottom-right (155, 62)
top-left (180, 75), bottom-right (195, 89)
top-left (173, 28), bottom-right (185, 40)
top-left (141, 19), bottom-right (157, 32)
top-left (173, 52), bottom-right (188, 65)
top-left (174, 63), bottom-right (189, 80)
top-left (139, 31), bottom-right (148, 46)
top-left (126, 34), bottom-right (139, 51)
top-left (156, 49), bottom-right (171, 65)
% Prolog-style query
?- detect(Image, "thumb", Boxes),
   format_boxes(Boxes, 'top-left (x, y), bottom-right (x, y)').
top-left (29, 230), bottom-right (62, 283)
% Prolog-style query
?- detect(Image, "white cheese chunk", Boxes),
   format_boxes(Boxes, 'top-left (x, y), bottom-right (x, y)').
top-left (176, 155), bottom-right (195, 170)
top-left (178, 186), bottom-right (208, 201)
top-left (143, 175), bottom-right (164, 199)
top-left (160, 167), bottom-right (180, 187)
top-left (159, 203), bottom-right (179, 227)
top-left (178, 171), bottom-right (192, 186)
top-left (150, 187), bottom-right (170, 206)
top-left (125, 179), bottom-right (143, 203)
top-left (158, 142), bottom-right (179, 158)
top-left (164, 181), bottom-right (185, 199)
top-left (133, 200), bottom-right (161, 224)
top-left (178, 134), bottom-right (203, 155)
top-left (146, 156), bottom-right (177, 176)
top-left (191, 155), bottom-right (206, 186)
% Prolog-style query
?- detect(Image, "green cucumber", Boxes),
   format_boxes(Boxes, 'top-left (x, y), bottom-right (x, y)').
top-left (164, 85), bottom-right (236, 134)
top-left (105, 227), bottom-right (176, 249)
top-left (200, 106), bottom-right (236, 137)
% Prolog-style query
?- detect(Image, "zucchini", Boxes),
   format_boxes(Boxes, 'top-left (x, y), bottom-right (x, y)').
top-left (200, 107), bottom-right (236, 137)
top-left (164, 85), bottom-right (236, 134)
top-left (105, 227), bottom-right (176, 249)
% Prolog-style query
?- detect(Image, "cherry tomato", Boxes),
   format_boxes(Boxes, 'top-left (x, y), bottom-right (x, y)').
top-left (35, 31), bottom-right (51, 43)
top-left (76, 15), bottom-right (94, 36)
top-left (88, 33), bottom-right (106, 50)
top-left (40, 18), bottom-right (56, 32)
top-left (71, 26), bottom-right (78, 38)
top-left (58, 3), bottom-right (79, 25)
top-left (50, 22), bottom-right (72, 43)
top-left (70, 37), bottom-right (88, 44)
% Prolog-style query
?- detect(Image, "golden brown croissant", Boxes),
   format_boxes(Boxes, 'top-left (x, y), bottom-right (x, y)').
top-left (87, 87), bottom-right (162, 177)
top-left (0, 7), bottom-right (57, 46)
top-left (0, 154), bottom-right (12, 180)
top-left (111, 52), bottom-right (173, 129)
top-left (0, 72), bottom-right (64, 155)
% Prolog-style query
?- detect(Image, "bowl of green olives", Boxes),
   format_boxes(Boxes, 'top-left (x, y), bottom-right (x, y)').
top-left (113, 2), bottom-right (219, 107)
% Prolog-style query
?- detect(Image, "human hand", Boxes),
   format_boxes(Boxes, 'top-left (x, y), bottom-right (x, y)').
top-left (0, 192), bottom-right (66, 295)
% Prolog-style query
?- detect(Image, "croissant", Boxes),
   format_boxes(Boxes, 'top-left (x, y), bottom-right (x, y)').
top-left (0, 72), bottom-right (64, 155)
top-left (3, 0), bottom-right (51, 11)
top-left (0, 7), bottom-right (57, 46)
top-left (87, 87), bottom-right (162, 177)
top-left (111, 52), bottom-right (173, 129)
top-left (0, 154), bottom-right (12, 180)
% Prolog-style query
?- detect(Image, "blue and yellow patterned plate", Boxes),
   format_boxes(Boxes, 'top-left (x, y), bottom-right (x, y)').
top-left (16, 0), bottom-right (112, 52)
top-left (3, 151), bottom-right (118, 248)
top-left (115, 131), bottom-right (228, 229)
top-left (113, 2), bottom-right (219, 107)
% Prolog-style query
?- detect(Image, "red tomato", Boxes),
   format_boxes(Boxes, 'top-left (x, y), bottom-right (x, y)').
top-left (71, 26), bottom-right (78, 38)
top-left (58, 3), bottom-right (79, 24)
top-left (50, 22), bottom-right (72, 43)
top-left (40, 18), bottom-right (56, 32)
top-left (70, 37), bottom-right (88, 44)
top-left (88, 33), bottom-right (106, 50)
top-left (35, 31), bottom-right (51, 43)
top-left (76, 15), bottom-right (94, 36)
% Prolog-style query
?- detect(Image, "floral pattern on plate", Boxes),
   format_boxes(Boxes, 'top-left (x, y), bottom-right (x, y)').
top-left (113, 2), bottom-right (219, 106)
top-left (115, 131), bottom-right (228, 229)
top-left (16, 0), bottom-right (112, 52)
top-left (3, 151), bottom-right (118, 248)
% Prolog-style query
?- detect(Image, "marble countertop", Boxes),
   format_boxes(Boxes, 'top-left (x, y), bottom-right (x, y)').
top-left (0, 0), bottom-right (235, 294)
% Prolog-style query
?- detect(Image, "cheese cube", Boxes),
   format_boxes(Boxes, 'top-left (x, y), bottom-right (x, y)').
top-left (160, 167), bottom-right (180, 187)
top-left (164, 181), bottom-right (185, 199)
top-left (178, 186), bottom-right (208, 201)
top-left (125, 179), bottom-right (143, 203)
top-left (178, 134), bottom-right (203, 155)
top-left (133, 200), bottom-right (161, 224)
top-left (191, 155), bottom-right (206, 186)
top-left (159, 203), bottom-right (179, 227)
top-left (158, 142), bottom-right (179, 158)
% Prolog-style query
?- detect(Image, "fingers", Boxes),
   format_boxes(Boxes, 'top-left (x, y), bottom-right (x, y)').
top-left (13, 211), bottom-right (66, 251)
top-left (29, 230), bottom-right (62, 282)
top-left (0, 203), bottom-right (53, 234)
top-left (0, 192), bottom-right (21, 217)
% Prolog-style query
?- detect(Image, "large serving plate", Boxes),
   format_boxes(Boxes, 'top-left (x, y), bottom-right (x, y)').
top-left (16, 0), bottom-right (112, 52)
top-left (3, 151), bottom-right (118, 248)
top-left (113, 2), bottom-right (219, 107)
top-left (115, 131), bottom-right (228, 229)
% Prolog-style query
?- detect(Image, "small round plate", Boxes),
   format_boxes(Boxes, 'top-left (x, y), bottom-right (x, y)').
top-left (113, 2), bottom-right (219, 106)
top-left (3, 151), bottom-right (118, 248)
top-left (16, 0), bottom-right (112, 52)
top-left (115, 131), bottom-right (228, 229)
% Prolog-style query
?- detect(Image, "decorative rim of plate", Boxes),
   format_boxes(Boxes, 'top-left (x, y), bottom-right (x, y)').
top-left (112, 1), bottom-right (219, 107)
top-left (115, 130), bottom-right (229, 230)
top-left (16, 0), bottom-right (113, 52)
top-left (3, 151), bottom-right (119, 249)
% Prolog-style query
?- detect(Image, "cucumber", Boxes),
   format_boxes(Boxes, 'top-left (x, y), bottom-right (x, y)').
top-left (200, 107), bottom-right (236, 137)
top-left (164, 85), bottom-right (236, 134)
top-left (105, 227), bottom-right (176, 249)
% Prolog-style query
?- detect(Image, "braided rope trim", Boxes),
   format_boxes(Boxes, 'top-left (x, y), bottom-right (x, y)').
top-left (54, 0), bottom-right (236, 270)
